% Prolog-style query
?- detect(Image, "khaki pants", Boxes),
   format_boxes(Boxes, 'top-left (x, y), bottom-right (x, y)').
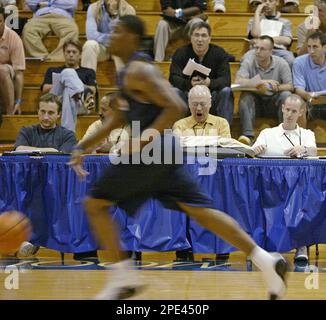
top-left (249, 0), bottom-right (299, 4)
top-left (22, 13), bottom-right (79, 61)
top-left (81, 40), bottom-right (124, 72)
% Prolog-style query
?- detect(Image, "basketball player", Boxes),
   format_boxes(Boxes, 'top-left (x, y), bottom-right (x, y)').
top-left (69, 15), bottom-right (288, 300)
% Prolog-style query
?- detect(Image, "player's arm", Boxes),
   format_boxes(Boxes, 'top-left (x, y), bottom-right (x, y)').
top-left (124, 61), bottom-right (187, 137)
top-left (76, 105), bottom-right (126, 152)
top-left (68, 100), bottom-right (127, 178)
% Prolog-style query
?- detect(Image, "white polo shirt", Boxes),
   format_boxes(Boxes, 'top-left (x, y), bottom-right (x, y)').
top-left (252, 124), bottom-right (316, 156)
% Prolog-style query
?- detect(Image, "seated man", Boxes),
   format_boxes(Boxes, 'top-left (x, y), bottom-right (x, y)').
top-left (235, 36), bottom-right (293, 145)
top-left (243, 0), bottom-right (295, 67)
top-left (169, 21), bottom-right (234, 125)
top-left (297, 0), bottom-right (326, 55)
top-left (154, 0), bottom-right (207, 62)
top-left (14, 93), bottom-right (77, 153)
top-left (14, 92), bottom-right (84, 258)
top-left (81, 0), bottom-right (136, 72)
top-left (80, 92), bottom-right (129, 154)
top-left (293, 31), bottom-right (326, 122)
top-left (42, 40), bottom-right (97, 132)
top-left (173, 85), bottom-right (231, 138)
top-left (253, 94), bottom-right (317, 263)
top-left (249, 0), bottom-right (300, 13)
top-left (0, 6), bottom-right (24, 125)
top-left (213, 0), bottom-right (226, 12)
top-left (173, 84), bottom-right (230, 262)
top-left (22, 0), bottom-right (78, 61)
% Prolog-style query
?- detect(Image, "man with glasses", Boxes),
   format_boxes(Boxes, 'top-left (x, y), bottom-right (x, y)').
top-left (169, 20), bottom-right (234, 126)
top-left (235, 35), bottom-right (293, 145)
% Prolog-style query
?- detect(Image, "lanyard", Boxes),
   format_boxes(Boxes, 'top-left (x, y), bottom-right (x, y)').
top-left (192, 122), bottom-right (207, 136)
top-left (283, 128), bottom-right (301, 147)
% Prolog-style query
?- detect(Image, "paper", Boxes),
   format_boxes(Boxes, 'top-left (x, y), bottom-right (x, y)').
top-left (25, 56), bottom-right (45, 61)
top-left (182, 59), bottom-right (211, 78)
top-left (231, 74), bottom-right (262, 91)
top-left (9, 150), bottom-right (42, 154)
top-left (180, 136), bottom-right (255, 157)
top-left (310, 91), bottom-right (326, 105)
top-left (312, 90), bottom-right (326, 98)
top-left (260, 19), bottom-right (283, 37)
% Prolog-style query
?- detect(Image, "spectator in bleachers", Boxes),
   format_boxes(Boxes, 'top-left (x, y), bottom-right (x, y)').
top-left (293, 31), bottom-right (326, 121)
top-left (14, 93), bottom-right (77, 153)
top-left (154, 0), bottom-right (207, 62)
top-left (80, 92), bottom-right (129, 153)
top-left (169, 21), bottom-right (234, 125)
top-left (243, 0), bottom-right (295, 67)
top-left (249, 0), bottom-right (299, 13)
top-left (0, 0), bottom-right (17, 11)
top-left (253, 94), bottom-right (317, 263)
top-left (81, 0), bottom-right (136, 72)
top-left (297, 0), bottom-right (326, 56)
top-left (41, 39), bottom-right (96, 132)
top-left (235, 36), bottom-right (293, 145)
top-left (22, 0), bottom-right (78, 61)
top-left (0, 6), bottom-right (24, 125)
top-left (213, 0), bottom-right (226, 12)
top-left (173, 84), bottom-right (231, 138)
top-left (1, 1), bottom-right (29, 36)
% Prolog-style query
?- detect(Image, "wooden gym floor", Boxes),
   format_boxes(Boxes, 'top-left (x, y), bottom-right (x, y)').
top-left (0, 246), bottom-right (325, 300)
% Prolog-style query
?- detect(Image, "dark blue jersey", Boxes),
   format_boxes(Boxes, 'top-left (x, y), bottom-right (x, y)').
top-left (116, 52), bottom-right (163, 133)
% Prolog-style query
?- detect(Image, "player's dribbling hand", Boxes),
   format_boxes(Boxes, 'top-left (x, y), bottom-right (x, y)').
top-left (68, 149), bottom-right (90, 180)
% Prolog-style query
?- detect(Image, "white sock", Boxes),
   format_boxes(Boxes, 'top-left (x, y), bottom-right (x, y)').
top-left (250, 246), bottom-right (286, 297)
top-left (111, 259), bottom-right (132, 271)
top-left (250, 246), bottom-right (274, 272)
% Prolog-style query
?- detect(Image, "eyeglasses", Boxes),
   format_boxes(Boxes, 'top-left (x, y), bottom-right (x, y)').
top-left (190, 101), bottom-right (209, 108)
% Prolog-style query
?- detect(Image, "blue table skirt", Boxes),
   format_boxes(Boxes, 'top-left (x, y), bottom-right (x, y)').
top-left (0, 155), bottom-right (325, 253)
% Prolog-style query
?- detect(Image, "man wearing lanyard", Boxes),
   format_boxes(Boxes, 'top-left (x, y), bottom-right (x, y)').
top-left (252, 94), bottom-right (317, 263)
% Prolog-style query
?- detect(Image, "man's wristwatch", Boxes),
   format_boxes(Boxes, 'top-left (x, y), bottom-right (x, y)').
top-left (175, 8), bottom-right (183, 18)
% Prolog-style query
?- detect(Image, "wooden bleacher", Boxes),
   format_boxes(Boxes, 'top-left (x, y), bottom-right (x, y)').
top-left (1, 0), bottom-right (325, 147)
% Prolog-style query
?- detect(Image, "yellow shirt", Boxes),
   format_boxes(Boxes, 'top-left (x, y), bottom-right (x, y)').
top-left (172, 114), bottom-right (231, 138)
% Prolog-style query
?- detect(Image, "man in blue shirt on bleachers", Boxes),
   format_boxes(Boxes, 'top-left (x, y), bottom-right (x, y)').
top-left (293, 31), bottom-right (326, 121)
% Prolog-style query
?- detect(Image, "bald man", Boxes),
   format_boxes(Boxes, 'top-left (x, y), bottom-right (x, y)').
top-left (173, 85), bottom-right (231, 138)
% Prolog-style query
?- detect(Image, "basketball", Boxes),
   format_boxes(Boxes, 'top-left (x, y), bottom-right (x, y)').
top-left (0, 211), bottom-right (32, 255)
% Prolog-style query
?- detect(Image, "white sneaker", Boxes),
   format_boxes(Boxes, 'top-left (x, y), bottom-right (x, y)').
top-left (16, 241), bottom-right (39, 258)
top-left (214, 3), bottom-right (226, 12)
top-left (294, 246), bottom-right (308, 262)
top-left (95, 259), bottom-right (146, 300)
top-left (267, 254), bottom-right (288, 300)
